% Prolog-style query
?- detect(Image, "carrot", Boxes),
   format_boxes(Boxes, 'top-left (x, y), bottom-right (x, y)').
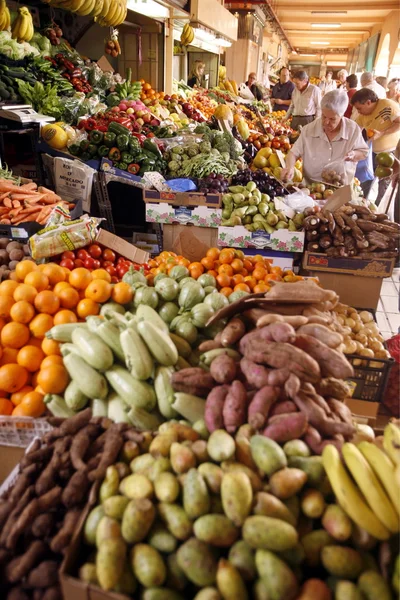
top-left (0, 192), bottom-right (11, 202)
top-left (22, 195), bottom-right (47, 205)
top-left (0, 207), bottom-right (11, 215)
top-left (0, 182), bottom-right (21, 193)
top-left (41, 193), bottom-right (61, 204)
top-left (13, 213), bottom-right (40, 225)
top-left (15, 206), bottom-right (42, 216)
top-left (37, 186), bottom-right (54, 194)
top-left (19, 183), bottom-right (37, 192)
top-left (0, 219), bottom-right (11, 225)
top-left (12, 201), bottom-right (21, 208)
top-left (3, 198), bottom-right (12, 208)
top-left (9, 208), bottom-right (23, 220)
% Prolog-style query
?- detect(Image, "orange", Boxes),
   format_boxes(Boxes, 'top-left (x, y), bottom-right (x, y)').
top-left (11, 386), bottom-right (33, 406)
top-left (41, 263), bottom-right (66, 286)
top-left (244, 276), bottom-right (257, 290)
top-left (0, 398), bottom-right (13, 415)
top-left (17, 346), bottom-right (45, 373)
top-left (220, 286), bottom-right (233, 297)
top-left (254, 283), bottom-right (269, 294)
top-left (76, 298), bottom-right (100, 319)
top-left (31, 371), bottom-right (40, 388)
top-left (85, 279), bottom-right (112, 303)
top-left (231, 274), bottom-right (245, 286)
top-left (18, 391), bottom-right (45, 417)
top-left (243, 259), bottom-right (253, 273)
top-left (69, 268), bottom-right (93, 290)
top-left (218, 264), bottom-right (234, 277)
top-left (0, 280), bottom-right (19, 296)
top-left (235, 250), bottom-right (245, 260)
top-left (15, 260), bottom-right (38, 281)
top-left (253, 267), bottom-right (267, 281)
top-left (41, 338), bottom-right (61, 356)
top-left (207, 270), bottom-right (218, 279)
top-left (53, 281), bottom-right (71, 295)
top-left (216, 273), bottom-right (232, 288)
top-left (265, 273), bottom-right (282, 282)
top-left (53, 310), bottom-right (78, 325)
top-left (1, 322), bottom-right (30, 349)
top-left (91, 269), bottom-right (112, 283)
top-left (0, 295), bottom-right (15, 319)
top-left (28, 337), bottom-right (44, 348)
top-left (200, 257), bottom-right (215, 271)
top-left (58, 287), bottom-right (80, 309)
top-left (231, 259), bottom-right (244, 273)
top-left (269, 266), bottom-right (282, 275)
top-left (0, 364), bottom-right (28, 393)
top-left (188, 262), bottom-right (204, 276)
top-left (206, 247), bottom-right (220, 260)
top-left (252, 254), bottom-right (265, 263)
top-left (41, 355), bottom-right (63, 369)
top-left (177, 257), bottom-right (190, 268)
top-left (34, 291), bottom-right (60, 315)
top-left (219, 249), bottom-right (235, 264)
top-left (234, 283), bottom-right (251, 293)
top-left (37, 364), bottom-right (69, 394)
top-left (13, 283), bottom-right (37, 304)
top-left (24, 271), bottom-right (49, 292)
top-left (29, 313), bottom-right (54, 339)
top-left (111, 282), bottom-right (133, 305)
top-left (9, 272), bottom-right (19, 281)
top-left (10, 300), bottom-right (35, 324)
top-left (0, 347), bottom-right (18, 367)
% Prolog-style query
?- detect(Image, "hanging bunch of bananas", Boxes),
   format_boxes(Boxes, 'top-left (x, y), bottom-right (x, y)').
top-left (40, 0), bottom-right (126, 23)
top-left (323, 421), bottom-right (400, 543)
top-left (94, 0), bottom-right (127, 27)
top-left (11, 6), bottom-right (33, 42)
top-left (0, 0), bottom-right (10, 32)
top-left (180, 23), bottom-right (194, 46)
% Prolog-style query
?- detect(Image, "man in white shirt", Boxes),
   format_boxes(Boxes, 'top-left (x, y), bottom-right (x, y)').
top-left (360, 72), bottom-right (386, 100)
top-left (319, 71), bottom-right (337, 96)
top-left (285, 70), bottom-right (322, 130)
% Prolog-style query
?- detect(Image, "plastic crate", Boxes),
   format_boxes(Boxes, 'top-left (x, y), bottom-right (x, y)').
top-left (0, 417), bottom-right (52, 448)
top-left (346, 354), bottom-right (394, 403)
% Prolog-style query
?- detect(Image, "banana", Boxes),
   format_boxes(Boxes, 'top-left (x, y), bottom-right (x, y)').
top-left (26, 17), bottom-right (33, 41)
top-left (77, 0), bottom-right (96, 15)
top-left (0, 0), bottom-right (10, 31)
top-left (342, 443), bottom-right (399, 534)
top-left (90, 0), bottom-right (104, 17)
top-left (358, 441), bottom-right (400, 518)
top-left (383, 422), bottom-right (400, 466)
top-left (322, 444), bottom-right (391, 541)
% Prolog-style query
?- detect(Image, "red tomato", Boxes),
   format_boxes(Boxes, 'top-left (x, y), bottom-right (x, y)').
top-left (61, 251), bottom-right (75, 261)
top-left (117, 264), bottom-right (129, 278)
top-left (84, 257), bottom-right (95, 269)
top-left (60, 258), bottom-right (74, 270)
top-left (88, 244), bottom-right (102, 259)
top-left (77, 249), bottom-right (89, 261)
top-left (111, 276), bottom-right (119, 284)
top-left (102, 260), bottom-right (113, 268)
top-left (74, 259), bottom-right (84, 268)
top-left (103, 249), bottom-right (116, 262)
top-left (92, 259), bottom-right (101, 269)
top-left (105, 265), bottom-right (116, 276)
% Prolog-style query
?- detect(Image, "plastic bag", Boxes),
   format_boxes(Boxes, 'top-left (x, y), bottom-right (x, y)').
top-left (167, 179), bottom-right (197, 192)
top-left (321, 159), bottom-right (355, 186)
top-left (283, 190), bottom-right (315, 213)
top-left (29, 215), bottom-right (102, 260)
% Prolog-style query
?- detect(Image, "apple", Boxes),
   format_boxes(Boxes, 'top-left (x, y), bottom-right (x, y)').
top-left (119, 103), bottom-right (127, 111)
top-left (126, 107), bottom-right (134, 114)
top-left (136, 118), bottom-right (144, 126)
top-left (136, 110), bottom-right (145, 117)
top-left (150, 119), bottom-right (160, 126)
top-left (142, 113), bottom-right (152, 123)
top-left (110, 106), bottom-right (120, 113)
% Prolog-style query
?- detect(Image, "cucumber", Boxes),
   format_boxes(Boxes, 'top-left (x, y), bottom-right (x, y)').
top-left (154, 366), bottom-right (178, 419)
top-left (71, 328), bottom-right (114, 371)
top-left (63, 353), bottom-right (108, 400)
top-left (46, 323), bottom-right (87, 342)
top-left (87, 317), bottom-right (126, 363)
top-left (64, 380), bottom-right (89, 411)
top-left (127, 406), bottom-right (163, 431)
top-left (135, 304), bottom-right (169, 334)
top-left (120, 328), bottom-right (154, 380)
top-left (137, 321), bottom-right (178, 367)
top-left (108, 393), bottom-right (130, 423)
top-left (171, 393), bottom-right (206, 423)
top-left (91, 398), bottom-right (108, 417)
top-left (105, 365), bottom-right (156, 411)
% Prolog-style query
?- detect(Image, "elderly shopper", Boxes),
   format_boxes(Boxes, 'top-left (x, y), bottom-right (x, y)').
top-left (360, 72), bottom-right (386, 99)
top-left (337, 69), bottom-right (348, 89)
top-left (319, 71), bottom-right (337, 96)
top-left (239, 72), bottom-right (263, 101)
top-left (285, 70), bottom-right (322, 130)
top-left (344, 74), bottom-right (358, 118)
top-left (281, 90), bottom-right (368, 184)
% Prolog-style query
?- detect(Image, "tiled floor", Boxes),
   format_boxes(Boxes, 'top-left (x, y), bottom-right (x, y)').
top-left (377, 267), bottom-right (400, 340)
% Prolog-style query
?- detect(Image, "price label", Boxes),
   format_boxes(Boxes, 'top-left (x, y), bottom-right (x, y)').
top-left (275, 149), bottom-right (286, 168)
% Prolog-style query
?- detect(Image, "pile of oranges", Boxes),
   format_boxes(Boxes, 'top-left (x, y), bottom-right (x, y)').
top-left (0, 261), bottom-right (133, 418)
top-left (147, 248), bottom-right (304, 296)
top-left (140, 80), bottom-right (164, 102)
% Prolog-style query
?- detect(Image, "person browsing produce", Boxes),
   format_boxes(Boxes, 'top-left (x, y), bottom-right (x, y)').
top-left (187, 60), bottom-right (205, 88)
top-left (281, 90), bottom-right (368, 184)
top-left (271, 67), bottom-right (295, 112)
top-left (285, 70), bottom-right (322, 130)
top-left (319, 71), bottom-right (337, 96)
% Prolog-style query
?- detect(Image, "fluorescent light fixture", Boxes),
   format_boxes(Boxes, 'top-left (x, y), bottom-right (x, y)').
top-left (311, 11), bottom-right (347, 14)
top-left (194, 27), bottom-right (216, 42)
top-left (216, 36), bottom-right (232, 48)
top-left (127, 0), bottom-right (169, 18)
top-left (327, 61), bottom-right (347, 66)
top-left (300, 54), bottom-right (317, 57)
top-left (311, 23), bottom-right (341, 28)
top-left (310, 41), bottom-right (330, 45)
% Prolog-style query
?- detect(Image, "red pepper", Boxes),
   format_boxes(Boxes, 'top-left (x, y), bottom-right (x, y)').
top-left (127, 163), bottom-right (140, 174)
top-left (131, 133), bottom-right (146, 144)
top-left (85, 118), bottom-right (97, 131)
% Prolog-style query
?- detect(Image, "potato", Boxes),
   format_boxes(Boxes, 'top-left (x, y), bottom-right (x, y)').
top-left (369, 340), bottom-right (384, 353)
top-left (6, 241), bottom-right (22, 253)
top-left (23, 244), bottom-right (30, 255)
top-left (355, 333), bottom-right (368, 345)
top-left (8, 261), bottom-right (19, 271)
top-left (0, 238), bottom-right (9, 249)
top-left (9, 249), bottom-right (24, 262)
top-left (0, 249), bottom-right (9, 265)
top-left (344, 318), bottom-right (356, 329)
top-left (359, 348), bottom-right (374, 358)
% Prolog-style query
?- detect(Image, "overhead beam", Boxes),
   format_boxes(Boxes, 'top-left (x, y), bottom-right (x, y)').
top-left (278, 17), bottom-right (385, 25)
top-left (276, 2), bottom-right (398, 10)
top-left (286, 30), bottom-right (370, 34)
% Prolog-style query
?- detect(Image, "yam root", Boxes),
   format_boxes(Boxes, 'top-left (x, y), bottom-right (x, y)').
top-left (5, 540), bottom-right (46, 583)
top-left (284, 374), bottom-right (301, 399)
top-left (70, 423), bottom-right (100, 471)
top-left (31, 513), bottom-right (56, 539)
top-left (7, 588), bottom-right (30, 600)
top-left (294, 334), bottom-right (354, 379)
top-left (220, 318), bottom-right (246, 346)
top-left (223, 380), bottom-right (248, 434)
top-left (263, 412), bottom-right (308, 443)
top-left (25, 560), bottom-right (59, 588)
top-left (50, 509), bottom-right (81, 554)
top-left (204, 385), bottom-right (230, 433)
top-left (20, 446), bottom-right (52, 469)
top-left (8, 473), bottom-right (31, 505)
top-left (210, 354), bottom-right (237, 384)
top-left (316, 378), bottom-right (350, 400)
top-left (248, 385), bottom-right (279, 430)
top-left (0, 486), bottom-right (35, 546)
top-left (35, 437), bottom-right (71, 496)
top-left (172, 368), bottom-right (215, 396)
top-left (44, 408), bottom-right (92, 442)
top-left (42, 587), bottom-right (62, 600)
top-left (62, 470), bottom-right (90, 508)
top-left (244, 342), bottom-right (321, 383)
top-left (88, 425), bottom-right (123, 482)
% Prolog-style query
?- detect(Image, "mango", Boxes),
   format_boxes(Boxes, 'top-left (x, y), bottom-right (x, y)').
top-left (322, 505), bottom-right (352, 541)
top-left (279, 543), bottom-right (306, 567)
top-left (235, 436), bottom-right (257, 470)
top-left (154, 472), bottom-right (180, 503)
top-left (301, 530), bottom-right (334, 567)
top-left (335, 581), bottom-right (364, 600)
top-left (141, 589), bottom-right (183, 600)
top-left (96, 516), bottom-right (121, 547)
top-left (166, 552), bottom-right (188, 592)
top-left (114, 461), bottom-right (130, 479)
top-left (243, 515), bottom-right (298, 552)
top-left (193, 588), bottom-right (222, 600)
top-left (170, 442), bottom-right (197, 474)
top-left (216, 558), bottom-right (248, 600)
top-left (114, 562), bottom-right (137, 595)
top-left (194, 514), bottom-right (239, 547)
top-left (221, 471), bottom-right (253, 526)
top-left (358, 570), bottom-right (392, 600)
top-left (120, 473), bottom-right (154, 499)
top-left (392, 554), bottom-right (400, 595)
top-left (191, 440), bottom-right (209, 463)
top-left (132, 543), bottom-right (167, 588)
top-left (79, 563), bottom-right (98, 585)
top-left (269, 154), bottom-right (281, 169)
top-left (351, 524), bottom-right (377, 551)
top-left (207, 430), bottom-right (235, 462)
top-left (84, 505), bottom-right (104, 546)
top-left (121, 440), bottom-right (140, 463)
top-left (192, 419), bottom-right (210, 440)
top-left (103, 495), bottom-right (130, 520)
top-left (255, 549), bottom-right (299, 600)
top-left (131, 453), bottom-right (155, 474)
top-left (220, 461), bottom-right (262, 492)
top-left (121, 498), bottom-right (155, 544)
top-left (321, 546), bottom-right (363, 579)
top-left (273, 167), bottom-right (283, 180)
top-left (228, 541), bottom-right (256, 582)
top-left (253, 492), bottom-right (296, 526)
top-left (296, 579), bottom-right (332, 600)
top-left (183, 468), bottom-right (210, 519)
top-left (250, 436), bottom-right (287, 476)
top-left (158, 503), bottom-right (193, 541)
top-left (283, 440), bottom-right (311, 458)
top-left (99, 465), bottom-right (120, 503)
top-left (177, 537), bottom-right (218, 586)
top-left (96, 538), bottom-right (127, 591)
top-left (209, 495), bottom-right (224, 514)
top-left (269, 468), bottom-right (307, 499)
top-left (284, 496), bottom-right (300, 525)
top-left (150, 432), bottom-right (178, 457)
top-left (148, 522), bottom-right (178, 554)
top-left (253, 579), bottom-right (270, 600)
top-left (301, 489), bottom-right (326, 518)
top-left (198, 462), bottom-right (224, 494)
top-left (147, 457), bottom-right (172, 482)
top-left (288, 456), bottom-right (325, 486)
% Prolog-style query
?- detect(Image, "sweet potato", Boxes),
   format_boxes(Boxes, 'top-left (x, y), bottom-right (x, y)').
top-left (248, 385), bottom-right (279, 430)
top-left (44, 407), bottom-right (92, 442)
top-left (239, 322), bottom-right (296, 354)
top-left (210, 354), bottom-right (237, 384)
top-left (31, 513), bottom-right (56, 539)
top-left (266, 280), bottom-right (338, 304)
top-left (62, 470), bottom-right (90, 507)
top-left (256, 314), bottom-right (284, 326)
top-left (304, 426), bottom-right (343, 454)
top-left (25, 560), bottom-right (59, 588)
top-left (70, 423), bottom-right (99, 471)
top-left (221, 317), bottom-right (246, 346)
top-left (240, 357), bottom-right (272, 389)
top-left (198, 339), bottom-right (223, 352)
top-left (42, 587), bottom-right (62, 600)
top-left (294, 334), bottom-right (354, 379)
top-left (257, 315), bottom-right (308, 329)
top-left (244, 342), bottom-right (321, 383)
top-left (88, 425), bottom-right (124, 482)
top-left (269, 400), bottom-right (298, 417)
top-left (284, 373), bottom-right (301, 399)
top-left (204, 385), bottom-right (229, 433)
top-left (263, 412), bottom-right (308, 442)
top-left (5, 540), bottom-right (46, 583)
top-left (293, 392), bottom-right (354, 439)
top-left (172, 368), bottom-right (215, 396)
top-left (267, 368), bottom-right (292, 386)
top-left (223, 380), bottom-right (248, 433)
top-left (297, 324), bottom-right (342, 348)
top-left (50, 508), bottom-right (81, 554)
top-left (326, 398), bottom-right (353, 426)
top-left (316, 378), bottom-right (350, 400)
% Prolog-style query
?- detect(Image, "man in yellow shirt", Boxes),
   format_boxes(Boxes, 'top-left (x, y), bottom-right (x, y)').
top-left (351, 88), bottom-right (400, 202)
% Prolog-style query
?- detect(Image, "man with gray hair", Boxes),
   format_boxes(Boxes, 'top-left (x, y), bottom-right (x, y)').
top-left (281, 89), bottom-right (368, 184)
top-left (285, 70), bottom-right (322, 130)
top-left (360, 72), bottom-right (386, 99)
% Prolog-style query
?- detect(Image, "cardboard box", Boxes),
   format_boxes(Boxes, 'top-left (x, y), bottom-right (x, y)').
top-left (163, 224), bottom-right (218, 263)
top-left (0, 446), bottom-right (25, 484)
top-left (302, 252), bottom-right (395, 278)
top-left (96, 229), bottom-right (149, 265)
top-left (132, 232), bottom-right (161, 256)
top-left (146, 202), bottom-right (221, 228)
top-left (218, 226), bottom-right (305, 252)
top-left (345, 398), bottom-right (379, 423)
top-left (242, 249), bottom-right (295, 270)
top-left (143, 189), bottom-right (221, 209)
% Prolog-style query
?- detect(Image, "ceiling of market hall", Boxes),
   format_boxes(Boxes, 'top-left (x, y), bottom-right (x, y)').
top-left (273, 0), bottom-right (398, 54)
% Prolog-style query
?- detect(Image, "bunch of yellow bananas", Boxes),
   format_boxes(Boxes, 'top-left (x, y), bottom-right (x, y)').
top-left (11, 6), bottom-right (33, 42)
top-left (180, 23), bottom-right (194, 46)
top-left (94, 0), bottom-right (127, 26)
top-left (0, 0), bottom-right (10, 32)
top-left (323, 422), bottom-right (400, 542)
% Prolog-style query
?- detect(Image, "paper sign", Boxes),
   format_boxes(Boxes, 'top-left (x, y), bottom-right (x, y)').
top-left (274, 197), bottom-right (295, 219)
top-left (275, 150), bottom-right (286, 168)
top-left (97, 55), bottom-right (114, 73)
top-left (54, 158), bottom-right (95, 212)
top-left (323, 184), bottom-right (355, 213)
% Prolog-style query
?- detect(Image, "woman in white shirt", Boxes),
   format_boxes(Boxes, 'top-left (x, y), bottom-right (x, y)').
top-left (319, 71), bottom-right (337, 96)
top-left (282, 90), bottom-right (369, 184)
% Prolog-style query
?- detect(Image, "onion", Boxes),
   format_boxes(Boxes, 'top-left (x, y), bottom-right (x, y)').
top-left (359, 310), bottom-right (374, 323)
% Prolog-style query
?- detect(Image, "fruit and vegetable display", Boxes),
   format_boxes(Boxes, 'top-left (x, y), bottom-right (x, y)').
top-left (0, 239), bottom-right (31, 282)
top-left (231, 168), bottom-right (288, 197)
top-left (303, 204), bottom-right (400, 258)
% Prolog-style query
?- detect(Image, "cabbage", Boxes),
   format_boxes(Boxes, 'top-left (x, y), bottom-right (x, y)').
top-left (0, 31), bottom-right (39, 59)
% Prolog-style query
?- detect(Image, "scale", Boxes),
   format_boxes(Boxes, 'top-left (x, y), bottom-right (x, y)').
top-left (0, 104), bottom-right (55, 125)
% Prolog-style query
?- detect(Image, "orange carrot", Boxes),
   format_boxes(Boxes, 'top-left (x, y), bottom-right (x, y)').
top-left (0, 192), bottom-right (11, 202)
top-left (0, 219), bottom-right (11, 225)
top-left (12, 200), bottom-right (21, 208)
top-left (3, 198), bottom-right (12, 208)
top-left (19, 183), bottom-right (37, 192)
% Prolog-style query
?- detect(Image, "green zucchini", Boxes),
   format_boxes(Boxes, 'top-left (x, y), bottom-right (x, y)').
top-left (71, 328), bottom-right (114, 371)
top-left (105, 365), bottom-right (156, 411)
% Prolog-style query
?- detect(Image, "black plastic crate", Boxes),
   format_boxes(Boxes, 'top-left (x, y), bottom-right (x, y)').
top-left (346, 354), bottom-right (394, 402)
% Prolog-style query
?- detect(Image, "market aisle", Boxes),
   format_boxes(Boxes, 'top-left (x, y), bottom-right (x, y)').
top-left (377, 267), bottom-right (400, 339)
